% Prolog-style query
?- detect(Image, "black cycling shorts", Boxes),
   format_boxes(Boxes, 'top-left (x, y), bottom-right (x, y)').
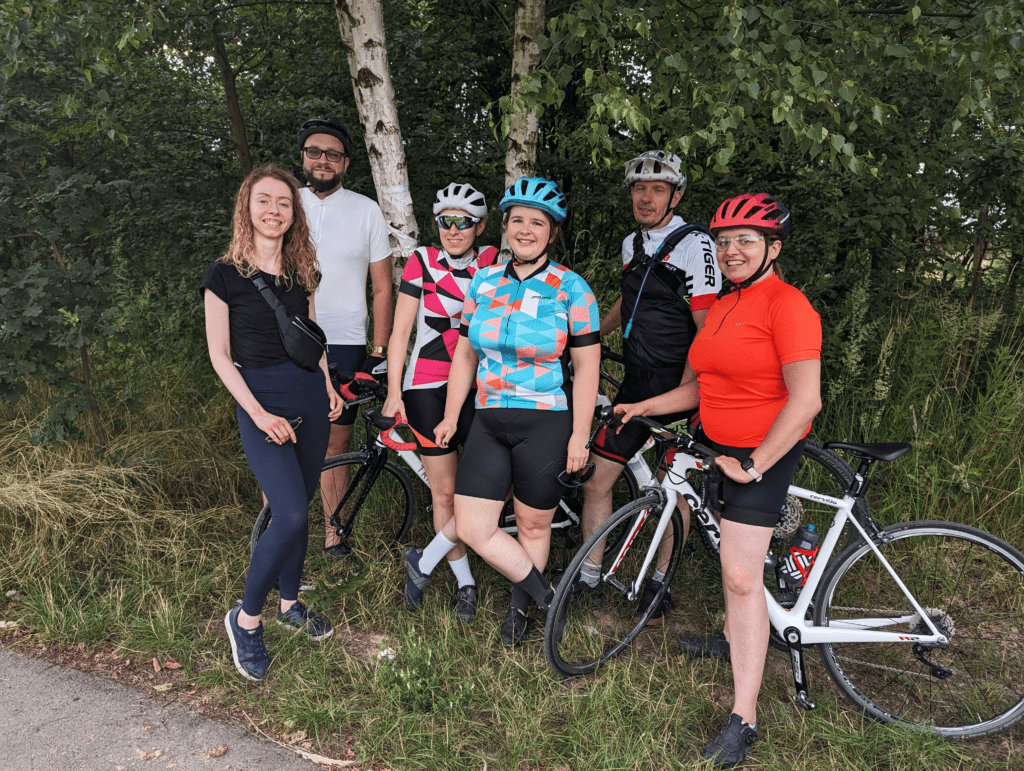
top-left (455, 408), bottom-right (573, 510)
top-left (592, 367), bottom-right (694, 466)
top-left (703, 434), bottom-right (807, 528)
top-left (327, 345), bottom-right (368, 427)
top-left (402, 386), bottom-right (474, 457)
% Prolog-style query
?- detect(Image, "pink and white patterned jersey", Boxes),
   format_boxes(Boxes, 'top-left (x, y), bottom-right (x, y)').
top-left (399, 245), bottom-right (500, 391)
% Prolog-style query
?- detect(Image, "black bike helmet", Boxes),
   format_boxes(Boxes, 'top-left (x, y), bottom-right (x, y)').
top-left (296, 116), bottom-right (354, 158)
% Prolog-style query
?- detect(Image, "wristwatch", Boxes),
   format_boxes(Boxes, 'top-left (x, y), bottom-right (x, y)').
top-left (370, 346), bottom-right (386, 356)
top-left (741, 458), bottom-right (762, 482)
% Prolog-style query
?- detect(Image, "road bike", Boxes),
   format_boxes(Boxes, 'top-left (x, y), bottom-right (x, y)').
top-left (544, 410), bottom-right (1024, 738)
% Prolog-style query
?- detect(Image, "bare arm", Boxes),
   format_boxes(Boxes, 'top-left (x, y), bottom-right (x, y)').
top-left (599, 296), bottom-right (622, 337)
top-left (691, 308), bottom-right (708, 331)
top-left (435, 336), bottom-right (480, 447)
top-left (717, 359), bottom-right (822, 482)
top-left (204, 291), bottom-right (297, 444)
top-left (369, 257), bottom-right (394, 349)
top-left (567, 343), bottom-right (601, 472)
top-left (382, 292), bottom-right (419, 418)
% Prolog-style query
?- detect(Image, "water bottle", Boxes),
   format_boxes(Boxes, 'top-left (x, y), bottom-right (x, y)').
top-left (780, 524), bottom-right (820, 589)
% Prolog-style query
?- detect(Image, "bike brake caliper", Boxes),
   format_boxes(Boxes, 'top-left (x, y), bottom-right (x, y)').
top-left (784, 626), bottom-right (816, 710)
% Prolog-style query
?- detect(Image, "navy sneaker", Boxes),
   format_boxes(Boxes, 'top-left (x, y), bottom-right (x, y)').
top-left (453, 584), bottom-right (478, 622)
top-left (276, 601), bottom-right (334, 640)
top-left (634, 579), bottom-right (673, 626)
top-left (703, 713), bottom-right (758, 768)
top-left (679, 632), bottom-right (731, 661)
top-left (402, 547), bottom-right (429, 610)
top-left (225, 605), bottom-right (270, 682)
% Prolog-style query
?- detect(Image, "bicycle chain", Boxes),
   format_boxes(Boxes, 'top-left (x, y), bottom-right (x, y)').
top-left (832, 654), bottom-right (956, 679)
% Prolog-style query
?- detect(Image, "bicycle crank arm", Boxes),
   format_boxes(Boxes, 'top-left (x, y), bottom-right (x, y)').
top-left (604, 576), bottom-right (638, 602)
top-left (784, 626), bottom-right (816, 710)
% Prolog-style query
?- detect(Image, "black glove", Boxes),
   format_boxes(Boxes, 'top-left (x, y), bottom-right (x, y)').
top-left (363, 355), bottom-right (388, 382)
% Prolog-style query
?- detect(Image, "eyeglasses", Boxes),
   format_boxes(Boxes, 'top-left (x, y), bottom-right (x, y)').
top-left (435, 214), bottom-right (481, 231)
top-left (302, 147), bottom-right (346, 163)
top-left (557, 463), bottom-right (596, 488)
top-left (715, 234), bottom-right (765, 250)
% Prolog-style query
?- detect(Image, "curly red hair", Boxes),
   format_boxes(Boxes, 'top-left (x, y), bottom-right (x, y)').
top-left (220, 164), bottom-right (320, 291)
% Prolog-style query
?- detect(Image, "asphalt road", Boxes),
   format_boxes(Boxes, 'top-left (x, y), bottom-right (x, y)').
top-left (0, 648), bottom-right (318, 771)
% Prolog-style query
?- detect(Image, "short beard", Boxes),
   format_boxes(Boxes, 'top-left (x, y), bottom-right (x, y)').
top-left (308, 171), bottom-right (343, 194)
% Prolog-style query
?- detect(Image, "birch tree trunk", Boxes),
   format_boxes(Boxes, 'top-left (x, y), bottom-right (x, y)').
top-left (334, 0), bottom-right (419, 282)
top-left (504, 0), bottom-right (545, 188)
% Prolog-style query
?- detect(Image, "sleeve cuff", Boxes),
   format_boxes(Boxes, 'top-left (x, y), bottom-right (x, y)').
top-left (399, 281), bottom-right (422, 298)
top-left (569, 331), bottom-right (600, 348)
top-left (459, 325), bottom-right (470, 337)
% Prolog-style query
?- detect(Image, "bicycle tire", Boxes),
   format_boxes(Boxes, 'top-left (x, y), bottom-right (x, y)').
top-left (544, 493), bottom-right (683, 677)
top-left (250, 453), bottom-right (416, 560)
top-left (813, 520), bottom-right (1024, 738)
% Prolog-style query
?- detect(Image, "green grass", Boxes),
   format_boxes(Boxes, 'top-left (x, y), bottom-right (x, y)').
top-left (1, 292), bottom-right (1023, 769)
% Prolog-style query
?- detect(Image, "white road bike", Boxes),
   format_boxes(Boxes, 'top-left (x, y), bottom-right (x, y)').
top-left (545, 410), bottom-right (1024, 739)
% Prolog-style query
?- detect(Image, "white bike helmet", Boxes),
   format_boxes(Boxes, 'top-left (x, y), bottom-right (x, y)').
top-left (624, 150), bottom-right (686, 193)
top-left (433, 182), bottom-right (488, 218)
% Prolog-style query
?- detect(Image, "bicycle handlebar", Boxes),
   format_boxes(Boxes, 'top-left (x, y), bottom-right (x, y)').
top-left (592, 405), bottom-right (719, 460)
top-left (600, 345), bottom-right (624, 364)
top-left (365, 409), bottom-right (418, 452)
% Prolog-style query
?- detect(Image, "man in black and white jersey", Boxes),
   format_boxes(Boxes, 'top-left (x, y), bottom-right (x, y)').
top-left (574, 150), bottom-right (721, 621)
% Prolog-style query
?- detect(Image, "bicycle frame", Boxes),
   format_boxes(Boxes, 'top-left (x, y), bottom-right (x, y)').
top-left (608, 456), bottom-right (948, 649)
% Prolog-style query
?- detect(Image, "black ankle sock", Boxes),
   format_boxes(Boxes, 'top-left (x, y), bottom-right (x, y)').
top-left (509, 585), bottom-right (530, 610)
top-left (512, 566), bottom-right (553, 609)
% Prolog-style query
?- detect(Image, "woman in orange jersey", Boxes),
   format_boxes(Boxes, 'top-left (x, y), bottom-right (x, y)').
top-left (615, 193), bottom-right (821, 769)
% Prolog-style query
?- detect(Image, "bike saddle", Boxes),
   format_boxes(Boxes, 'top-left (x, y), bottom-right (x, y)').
top-left (823, 442), bottom-right (911, 462)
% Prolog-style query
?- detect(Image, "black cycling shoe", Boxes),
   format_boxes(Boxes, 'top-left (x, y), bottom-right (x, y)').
top-left (453, 584), bottom-right (478, 623)
top-left (562, 577), bottom-right (604, 608)
top-left (633, 580), bottom-right (673, 626)
top-left (679, 632), bottom-right (731, 661)
top-left (323, 540), bottom-right (352, 561)
top-left (500, 605), bottom-right (530, 647)
top-left (703, 713), bottom-right (758, 768)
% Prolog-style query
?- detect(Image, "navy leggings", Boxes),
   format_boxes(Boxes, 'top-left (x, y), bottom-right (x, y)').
top-left (237, 362), bottom-right (330, 616)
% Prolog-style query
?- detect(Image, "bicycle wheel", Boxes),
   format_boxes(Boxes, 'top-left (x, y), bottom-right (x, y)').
top-left (251, 453), bottom-right (417, 560)
top-left (813, 520), bottom-right (1024, 738)
top-left (785, 440), bottom-right (863, 538)
top-left (545, 493), bottom-right (682, 676)
top-left (322, 452), bottom-right (417, 560)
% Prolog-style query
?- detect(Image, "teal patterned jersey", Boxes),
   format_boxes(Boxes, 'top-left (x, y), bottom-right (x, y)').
top-left (459, 259), bottom-right (600, 411)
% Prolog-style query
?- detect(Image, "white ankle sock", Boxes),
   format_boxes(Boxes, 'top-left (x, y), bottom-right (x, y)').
top-left (446, 554), bottom-right (475, 588)
top-left (652, 569), bottom-right (666, 584)
top-left (420, 531), bottom-right (458, 575)
top-left (580, 561), bottom-right (601, 587)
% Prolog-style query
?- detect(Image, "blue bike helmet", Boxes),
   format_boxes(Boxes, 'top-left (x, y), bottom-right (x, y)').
top-left (498, 176), bottom-right (568, 225)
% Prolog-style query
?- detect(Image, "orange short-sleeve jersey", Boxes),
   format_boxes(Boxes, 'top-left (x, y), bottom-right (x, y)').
top-left (688, 274), bottom-right (821, 447)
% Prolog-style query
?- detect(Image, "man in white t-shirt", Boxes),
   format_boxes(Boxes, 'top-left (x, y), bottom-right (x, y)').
top-left (296, 116), bottom-right (393, 559)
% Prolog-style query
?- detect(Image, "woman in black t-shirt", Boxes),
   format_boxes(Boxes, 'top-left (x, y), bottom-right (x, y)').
top-left (201, 164), bottom-right (342, 682)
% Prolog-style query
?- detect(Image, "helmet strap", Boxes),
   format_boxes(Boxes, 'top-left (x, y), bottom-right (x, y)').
top-left (717, 244), bottom-right (775, 298)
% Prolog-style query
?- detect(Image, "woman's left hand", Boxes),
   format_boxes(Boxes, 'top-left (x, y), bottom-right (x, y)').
top-left (326, 381), bottom-right (344, 421)
top-left (715, 455), bottom-right (751, 484)
top-left (565, 432), bottom-right (590, 474)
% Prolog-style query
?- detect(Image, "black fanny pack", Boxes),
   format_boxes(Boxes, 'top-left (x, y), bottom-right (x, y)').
top-left (251, 276), bottom-right (328, 372)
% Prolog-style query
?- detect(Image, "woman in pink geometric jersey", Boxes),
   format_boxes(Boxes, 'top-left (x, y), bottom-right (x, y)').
top-left (382, 182), bottom-right (498, 622)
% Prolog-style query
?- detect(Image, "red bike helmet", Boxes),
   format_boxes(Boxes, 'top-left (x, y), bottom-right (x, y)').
top-left (710, 193), bottom-right (791, 239)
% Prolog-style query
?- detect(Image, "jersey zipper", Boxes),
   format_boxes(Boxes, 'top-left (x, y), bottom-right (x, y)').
top-left (498, 276), bottom-right (528, 408)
